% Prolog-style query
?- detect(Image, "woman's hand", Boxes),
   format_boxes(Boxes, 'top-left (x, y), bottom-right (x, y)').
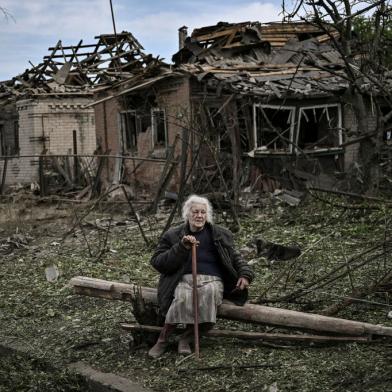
top-left (181, 235), bottom-right (199, 249)
top-left (235, 276), bottom-right (250, 290)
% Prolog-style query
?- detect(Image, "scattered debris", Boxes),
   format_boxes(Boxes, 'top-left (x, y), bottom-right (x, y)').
top-left (272, 189), bottom-right (303, 207)
top-left (0, 194), bottom-right (391, 391)
top-left (0, 233), bottom-right (32, 254)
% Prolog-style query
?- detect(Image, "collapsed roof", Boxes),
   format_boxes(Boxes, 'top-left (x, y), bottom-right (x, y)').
top-left (170, 21), bottom-right (381, 99)
top-left (0, 31), bottom-right (166, 104)
top-left (3, 21), bottom-right (387, 107)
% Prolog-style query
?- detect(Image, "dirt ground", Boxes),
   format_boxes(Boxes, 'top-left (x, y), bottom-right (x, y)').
top-left (0, 193), bottom-right (392, 392)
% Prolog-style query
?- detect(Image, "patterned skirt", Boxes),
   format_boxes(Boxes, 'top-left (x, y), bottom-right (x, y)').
top-left (165, 274), bottom-right (224, 324)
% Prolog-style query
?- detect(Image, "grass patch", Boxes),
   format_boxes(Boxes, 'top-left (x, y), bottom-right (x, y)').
top-left (0, 194), bottom-right (391, 391)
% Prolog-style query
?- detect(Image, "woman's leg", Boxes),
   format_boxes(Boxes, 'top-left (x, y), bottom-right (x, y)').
top-left (178, 324), bottom-right (193, 355)
top-left (178, 322), bottom-right (215, 355)
top-left (148, 324), bottom-right (176, 359)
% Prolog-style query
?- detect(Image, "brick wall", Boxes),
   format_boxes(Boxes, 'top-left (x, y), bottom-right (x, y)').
top-left (94, 98), bottom-right (121, 184)
top-left (93, 81), bottom-right (384, 192)
top-left (95, 98), bottom-right (121, 154)
top-left (95, 77), bottom-right (191, 192)
top-left (0, 96), bottom-right (96, 185)
top-left (0, 102), bottom-right (18, 155)
top-left (133, 77), bottom-right (190, 191)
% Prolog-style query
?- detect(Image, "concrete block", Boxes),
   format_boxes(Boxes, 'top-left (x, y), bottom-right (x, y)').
top-left (67, 362), bottom-right (152, 392)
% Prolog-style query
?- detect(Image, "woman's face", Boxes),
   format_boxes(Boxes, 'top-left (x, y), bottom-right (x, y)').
top-left (188, 202), bottom-right (207, 232)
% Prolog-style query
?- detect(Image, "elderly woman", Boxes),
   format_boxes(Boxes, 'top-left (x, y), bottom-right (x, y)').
top-left (148, 194), bottom-right (254, 358)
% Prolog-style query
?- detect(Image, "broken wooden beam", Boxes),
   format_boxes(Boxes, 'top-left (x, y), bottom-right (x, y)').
top-left (70, 276), bottom-right (392, 337)
top-left (120, 323), bottom-right (371, 343)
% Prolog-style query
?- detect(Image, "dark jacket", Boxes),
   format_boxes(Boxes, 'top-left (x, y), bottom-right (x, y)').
top-left (150, 222), bottom-right (254, 316)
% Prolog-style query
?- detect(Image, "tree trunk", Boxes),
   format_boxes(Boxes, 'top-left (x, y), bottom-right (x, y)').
top-left (70, 276), bottom-right (392, 337)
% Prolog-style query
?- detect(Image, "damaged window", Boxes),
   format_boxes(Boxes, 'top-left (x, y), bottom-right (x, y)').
top-left (253, 105), bottom-right (295, 153)
top-left (296, 105), bottom-right (342, 151)
top-left (151, 109), bottom-right (167, 148)
top-left (120, 111), bottom-right (138, 151)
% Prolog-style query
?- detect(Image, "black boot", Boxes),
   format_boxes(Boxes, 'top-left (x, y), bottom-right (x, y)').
top-left (148, 324), bottom-right (175, 359)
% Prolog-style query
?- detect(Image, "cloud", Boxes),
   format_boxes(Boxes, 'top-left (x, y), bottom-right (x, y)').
top-left (116, 1), bottom-right (282, 59)
top-left (0, 0), bottom-right (116, 79)
top-left (0, 0), bottom-right (112, 39)
top-left (0, 0), bottom-right (283, 79)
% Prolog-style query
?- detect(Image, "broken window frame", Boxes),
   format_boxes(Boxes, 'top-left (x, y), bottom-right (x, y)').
top-left (151, 108), bottom-right (167, 149)
top-left (253, 104), bottom-right (296, 153)
top-left (119, 110), bottom-right (139, 152)
top-left (295, 104), bottom-right (343, 153)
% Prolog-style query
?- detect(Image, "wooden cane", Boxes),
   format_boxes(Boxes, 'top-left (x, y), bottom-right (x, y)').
top-left (191, 242), bottom-right (200, 359)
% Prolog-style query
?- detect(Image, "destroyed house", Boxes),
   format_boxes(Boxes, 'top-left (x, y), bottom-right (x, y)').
top-left (1, 22), bottom-right (389, 198)
top-left (0, 31), bottom-right (160, 189)
top-left (91, 20), bottom-right (392, 198)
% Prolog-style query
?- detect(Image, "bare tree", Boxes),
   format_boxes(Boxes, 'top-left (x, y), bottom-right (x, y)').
top-left (282, 0), bottom-right (392, 193)
top-left (1, 6), bottom-right (15, 22)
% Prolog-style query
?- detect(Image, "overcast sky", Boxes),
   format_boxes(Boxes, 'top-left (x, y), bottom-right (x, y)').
top-left (0, 0), bottom-right (284, 81)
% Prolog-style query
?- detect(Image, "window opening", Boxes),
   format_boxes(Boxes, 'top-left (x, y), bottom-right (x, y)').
top-left (253, 105), bottom-right (295, 153)
top-left (151, 109), bottom-right (167, 148)
top-left (120, 111), bottom-right (138, 151)
top-left (296, 105), bottom-right (342, 151)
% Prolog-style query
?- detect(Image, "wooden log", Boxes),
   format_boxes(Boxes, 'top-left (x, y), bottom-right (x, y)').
top-left (120, 323), bottom-right (371, 343)
top-left (69, 276), bottom-right (392, 337)
top-left (71, 276), bottom-right (157, 303)
top-left (217, 302), bottom-right (392, 337)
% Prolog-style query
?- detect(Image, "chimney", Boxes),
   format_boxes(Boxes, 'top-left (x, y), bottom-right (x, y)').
top-left (178, 26), bottom-right (188, 50)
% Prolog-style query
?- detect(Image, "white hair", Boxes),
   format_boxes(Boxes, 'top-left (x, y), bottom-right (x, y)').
top-left (182, 194), bottom-right (213, 224)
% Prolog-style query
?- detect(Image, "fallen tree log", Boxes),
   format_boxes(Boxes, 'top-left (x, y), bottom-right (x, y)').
top-left (70, 276), bottom-right (392, 337)
top-left (121, 323), bottom-right (371, 343)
